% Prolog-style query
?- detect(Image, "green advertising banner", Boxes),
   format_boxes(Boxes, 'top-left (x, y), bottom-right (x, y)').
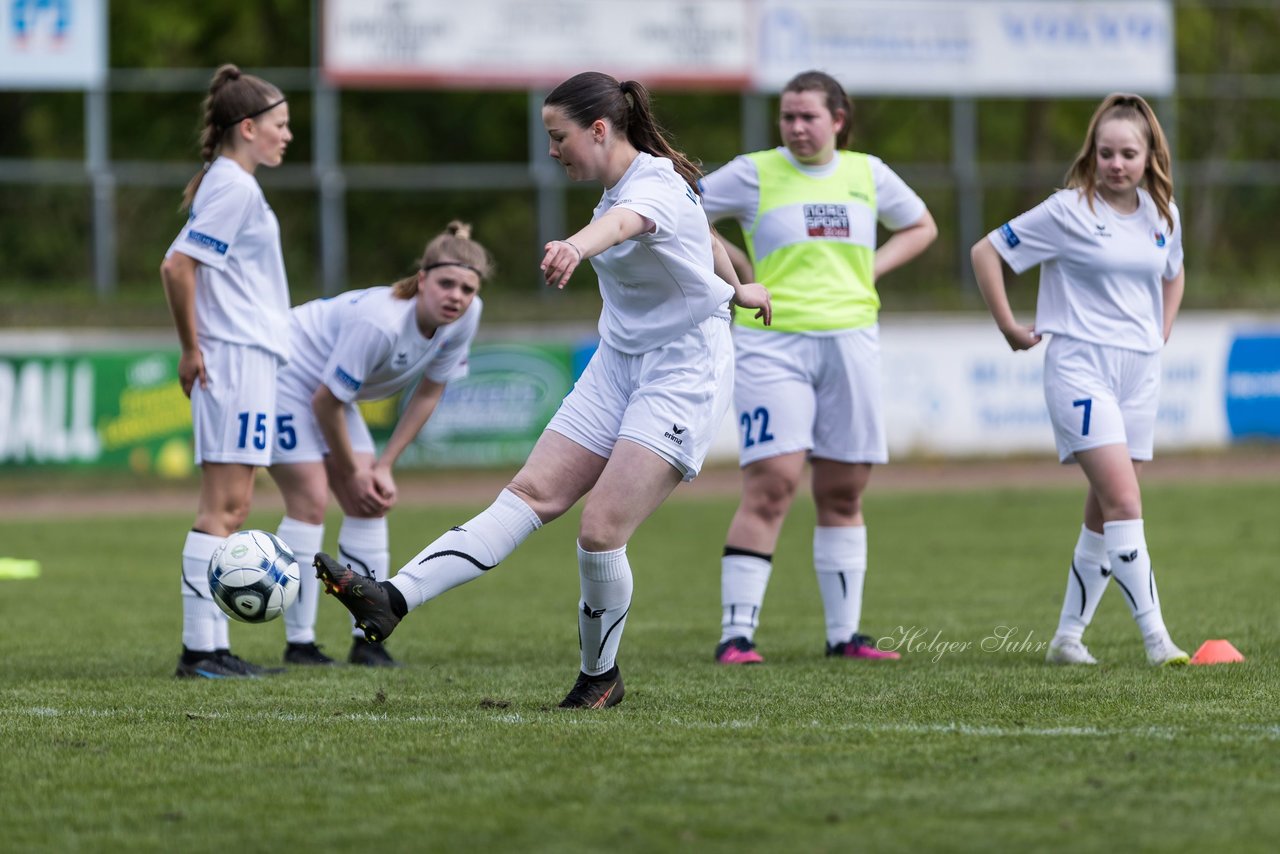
top-left (368, 342), bottom-right (575, 469)
top-left (0, 342), bottom-right (577, 474)
top-left (0, 350), bottom-right (195, 476)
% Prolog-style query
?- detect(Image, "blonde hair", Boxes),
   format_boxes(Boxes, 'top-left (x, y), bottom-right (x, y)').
top-left (180, 64), bottom-right (286, 212)
top-left (1064, 92), bottom-right (1174, 231)
top-left (391, 221), bottom-right (495, 298)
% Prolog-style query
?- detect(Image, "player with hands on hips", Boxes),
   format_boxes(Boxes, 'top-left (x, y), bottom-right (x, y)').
top-left (314, 70), bottom-right (768, 709)
top-left (269, 222), bottom-right (490, 668)
top-left (970, 93), bottom-right (1189, 667)
top-left (160, 64), bottom-right (293, 679)
top-left (699, 70), bottom-right (937, 665)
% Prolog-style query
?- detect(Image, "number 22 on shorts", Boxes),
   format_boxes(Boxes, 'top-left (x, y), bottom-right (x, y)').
top-left (740, 406), bottom-right (775, 448)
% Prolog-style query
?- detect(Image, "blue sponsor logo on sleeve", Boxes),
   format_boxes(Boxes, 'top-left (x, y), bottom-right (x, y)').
top-left (185, 229), bottom-right (229, 255)
top-left (999, 223), bottom-right (1020, 248)
top-left (333, 366), bottom-right (362, 392)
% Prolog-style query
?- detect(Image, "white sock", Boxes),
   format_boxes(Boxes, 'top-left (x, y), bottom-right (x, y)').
top-left (390, 489), bottom-right (542, 610)
top-left (814, 525), bottom-right (867, 646)
top-left (277, 517), bottom-right (325, 645)
top-left (339, 515), bottom-right (389, 639)
top-left (1054, 526), bottom-right (1111, 643)
top-left (577, 542), bottom-right (633, 676)
top-left (720, 549), bottom-right (771, 643)
top-left (181, 530), bottom-right (224, 653)
top-left (1104, 519), bottom-right (1169, 639)
top-left (212, 611), bottom-right (230, 651)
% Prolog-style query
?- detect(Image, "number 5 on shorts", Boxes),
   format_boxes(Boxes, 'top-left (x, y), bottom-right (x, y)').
top-left (1072, 398), bottom-right (1092, 436)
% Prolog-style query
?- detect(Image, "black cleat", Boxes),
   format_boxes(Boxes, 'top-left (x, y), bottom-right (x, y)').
top-left (349, 638), bottom-right (400, 668)
top-left (217, 650), bottom-right (285, 675)
top-left (557, 666), bottom-right (625, 709)
top-left (284, 642), bottom-right (337, 666)
top-left (313, 552), bottom-right (401, 642)
top-left (175, 651), bottom-right (255, 679)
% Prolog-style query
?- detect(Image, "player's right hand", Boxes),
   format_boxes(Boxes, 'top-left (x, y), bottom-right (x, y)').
top-left (1001, 323), bottom-right (1042, 351)
top-left (177, 349), bottom-right (207, 398)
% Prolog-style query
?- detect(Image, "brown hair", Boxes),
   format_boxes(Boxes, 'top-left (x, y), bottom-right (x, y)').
top-left (544, 71), bottom-right (702, 192)
top-left (180, 64), bottom-right (286, 211)
top-left (783, 70), bottom-right (853, 150)
top-left (391, 220), bottom-right (495, 299)
top-left (1064, 92), bottom-right (1174, 231)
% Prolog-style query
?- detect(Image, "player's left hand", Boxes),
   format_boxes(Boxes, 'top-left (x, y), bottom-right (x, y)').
top-left (540, 240), bottom-right (583, 289)
top-left (734, 282), bottom-right (772, 326)
top-left (335, 469), bottom-right (392, 518)
top-left (372, 466), bottom-right (398, 508)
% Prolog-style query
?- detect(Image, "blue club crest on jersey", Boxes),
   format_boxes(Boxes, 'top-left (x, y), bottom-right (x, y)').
top-left (1152, 230), bottom-right (1166, 247)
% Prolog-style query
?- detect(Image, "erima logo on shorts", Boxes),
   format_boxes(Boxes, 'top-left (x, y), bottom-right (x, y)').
top-left (185, 229), bottom-right (229, 255)
top-left (664, 424), bottom-right (686, 445)
top-left (999, 223), bottom-right (1020, 248)
top-left (333, 366), bottom-right (362, 392)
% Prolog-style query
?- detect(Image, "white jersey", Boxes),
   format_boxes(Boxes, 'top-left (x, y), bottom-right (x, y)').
top-left (591, 152), bottom-right (734, 354)
top-left (285, 286), bottom-right (480, 404)
top-left (989, 187), bottom-right (1183, 354)
top-left (164, 156), bottom-right (291, 362)
top-left (700, 148), bottom-right (927, 233)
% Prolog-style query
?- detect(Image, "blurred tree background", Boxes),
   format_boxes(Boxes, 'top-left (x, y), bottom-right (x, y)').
top-left (1, 0), bottom-right (1278, 327)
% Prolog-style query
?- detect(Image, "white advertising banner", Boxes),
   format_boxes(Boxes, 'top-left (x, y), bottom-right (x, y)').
top-left (708, 314), bottom-right (1246, 462)
top-left (323, 0), bottom-right (751, 89)
top-left (0, 0), bottom-right (105, 90)
top-left (323, 0), bottom-right (1173, 95)
top-left (754, 0), bottom-right (1175, 95)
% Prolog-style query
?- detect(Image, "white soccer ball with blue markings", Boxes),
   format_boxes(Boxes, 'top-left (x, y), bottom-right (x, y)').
top-left (208, 530), bottom-right (300, 623)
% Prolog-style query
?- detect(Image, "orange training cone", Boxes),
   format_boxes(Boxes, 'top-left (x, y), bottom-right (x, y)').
top-left (1189, 639), bottom-right (1245, 665)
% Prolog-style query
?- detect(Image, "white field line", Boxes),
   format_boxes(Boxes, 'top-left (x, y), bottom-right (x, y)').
top-left (9, 705), bottom-right (1280, 742)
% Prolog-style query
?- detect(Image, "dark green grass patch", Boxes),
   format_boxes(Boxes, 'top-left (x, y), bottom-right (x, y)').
top-left (1, 481), bottom-right (1276, 852)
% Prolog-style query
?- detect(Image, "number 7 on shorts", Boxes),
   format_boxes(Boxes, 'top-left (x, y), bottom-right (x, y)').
top-left (1072, 398), bottom-right (1092, 436)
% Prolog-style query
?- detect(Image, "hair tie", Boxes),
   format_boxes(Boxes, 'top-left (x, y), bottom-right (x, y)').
top-left (423, 261), bottom-right (483, 277)
top-left (220, 97), bottom-right (287, 129)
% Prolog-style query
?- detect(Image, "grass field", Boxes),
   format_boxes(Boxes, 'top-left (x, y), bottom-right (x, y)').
top-left (2, 479), bottom-right (1277, 852)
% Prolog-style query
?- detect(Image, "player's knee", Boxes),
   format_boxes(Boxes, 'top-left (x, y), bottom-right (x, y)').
top-left (577, 506), bottom-right (627, 552)
top-left (1103, 495), bottom-right (1143, 521)
top-left (505, 478), bottom-right (569, 523)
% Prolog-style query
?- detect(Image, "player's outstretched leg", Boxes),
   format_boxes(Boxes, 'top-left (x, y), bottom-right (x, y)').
top-left (314, 552), bottom-right (405, 642)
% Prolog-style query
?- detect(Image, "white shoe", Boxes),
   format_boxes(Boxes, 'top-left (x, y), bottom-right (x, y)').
top-left (1046, 637), bottom-right (1098, 665)
top-left (1144, 633), bottom-right (1190, 667)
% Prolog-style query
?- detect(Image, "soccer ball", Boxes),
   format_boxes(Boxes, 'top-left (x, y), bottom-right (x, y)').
top-left (208, 530), bottom-right (300, 623)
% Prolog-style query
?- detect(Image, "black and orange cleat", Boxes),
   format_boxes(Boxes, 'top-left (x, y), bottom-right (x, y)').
top-left (557, 665), bottom-right (625, 709)
top-left (313, 552), bottom-right (402, 642)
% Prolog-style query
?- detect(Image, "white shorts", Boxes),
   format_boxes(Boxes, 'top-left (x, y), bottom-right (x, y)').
top-left (192, 341), bottom-right (280, 466)
top-left (733, 325), bottom-right (887, 467)
top-left (1043, 335), bottom-right (1160, 463)
top-left (546, 314), bottom-right (733, 481)
top-left (270, 367), bottom-right (375, 465)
